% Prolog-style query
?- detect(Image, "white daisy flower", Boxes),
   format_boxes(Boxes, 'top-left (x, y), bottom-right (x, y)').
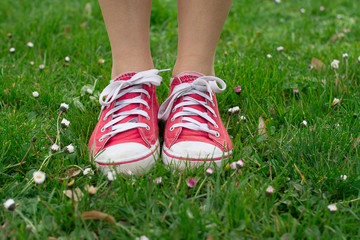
top-left (65, 56), bottom-right (70, 62)
top-left (30, 61), bottom-right (34, 65)
top-left (64, 144), bottom-right (74, 153)
top-left (97, 58), bottom-right (105, 65)
top-left (59, 103), bottom-right (69, 112)
top-left (340, 175), bottom-right (347, 181)
top-left (9, 48), bottom-right (15, 53)
top-left (236, 160), bottom-right (245, 168)
top-left (320, 6), bottom-right (325, 11)
top-left (51, 144), bottom-right (60, 153)
top-left (61, 118), bottom-right (70, 128)
top-left (230, 162), bottom-right (237, 170)
top-left (331, 59), bottom-right (340, 69)
top-left (240, 116), bottom-right (247, 121)
top-left (32, 91), bottom-right (39, 98)
top-left (33, 171), bottom-right (46, 184)
top-left (205, 168), bottom-right (214, 177)
top-left (300, 8), bottom-right (305, 14)
top-left (332, 98), bottom-right (340, 106)
top-left (266, 54), bottom-right (272, 58)
top-left (342, 53), bottom-right (348, 60)
top-left (266, 185), bottom-right (274, 197)
top-left (3, 199), bottom-right (16, 211)
top-left (27, 42), bottom-right (34, 48)
top-left (39, 64), bottom-right (45, 69)
top-left (107, 171), bottom-right (116, 181)
top-left (301, 120), bottom-right (308, 127)
top-left (274, 0), bottom-right (281, 3)
top-left (153, 177), bottom-right (162, 184)
top-left (83, 168), bottom-right (94, 176)
top-left (327, 204), bottom-right (338, 212)
top-left (139, 236), bottom-right (149, 240)
top-left (85, 185), bottom-right (97, 195)
top-left (277, 46), bottom-right (284, 52)
top-left (358, 56), bottom-right (360, 62)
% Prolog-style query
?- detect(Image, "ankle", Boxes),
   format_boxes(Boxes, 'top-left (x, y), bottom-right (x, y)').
top-left (111, 57), bottom-right (154, 78)
top-left (172, 56), bottom-right (215, 77)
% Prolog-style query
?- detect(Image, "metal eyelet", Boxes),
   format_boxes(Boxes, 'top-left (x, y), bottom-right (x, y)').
top-left (103, 117), bottom-right (107, 121)
top-left (146, 125), bottom-right (151, 130)
top-left (99, 137), bottom-right (104, 142)
top-left (170, 126), bottom-right (174, 131)
top-left (215, 132), bottom-right (220, 137)
top-left (101, 128), bottom-right (105, 132)
top-left (146, 116), bottom-right (150, 120)
top-left (214, 124), bottom-right (219, 129)
top-left (172, 108), bottom-right (176, 113)
top-left (171, 117), bottom-right (175, 122)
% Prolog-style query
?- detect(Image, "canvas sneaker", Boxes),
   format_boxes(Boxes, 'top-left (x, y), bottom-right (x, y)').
top-left (158, 71), bottom-right (233, 169)
top-left (88, 69), bottom-right (166, 175)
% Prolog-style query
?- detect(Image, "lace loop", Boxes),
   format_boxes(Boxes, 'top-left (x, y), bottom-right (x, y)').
top-left (158, 75), bottom-right (226, 136)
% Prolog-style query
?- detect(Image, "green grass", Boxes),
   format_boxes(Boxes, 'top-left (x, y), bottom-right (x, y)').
top-left (1, 0), bottom-right (360, 239)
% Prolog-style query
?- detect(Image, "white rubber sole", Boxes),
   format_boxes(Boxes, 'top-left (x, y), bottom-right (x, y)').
top-left (162, 145), bottom-right (231, 170)
top-left (94, 141), bottom-right (160, 176)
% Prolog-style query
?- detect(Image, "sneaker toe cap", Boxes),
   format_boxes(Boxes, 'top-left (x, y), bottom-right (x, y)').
top-left (168, 141), bottom-right (225, 160)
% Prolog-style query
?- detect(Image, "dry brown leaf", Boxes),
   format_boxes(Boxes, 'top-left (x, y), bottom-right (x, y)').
top-left (81, 210), bottom-right (116, 224)
top-left (48, 237), bottom-right (58, 240)
top-left (58, 168), bottom-right (82, 181)
top-left (330, 33), bottom-right (344, 42)
top-left (258, 116), bottom-right (267, 135)
top-left (64, 26), bottom-right (70, 38)
top-left (63, 188), bottom-right (83, 202)
top-left (311, 57), bottom-right (326, 71)
top-left (353, 135), bottom-right (360, 148)
top-left (206, 233), bottom-right (214, 240)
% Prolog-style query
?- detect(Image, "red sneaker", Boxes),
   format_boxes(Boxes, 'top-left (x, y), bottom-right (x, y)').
top-left (158, 72), bottom-right (233, 169)
top-left (88, 69), bottom-right (166, 175)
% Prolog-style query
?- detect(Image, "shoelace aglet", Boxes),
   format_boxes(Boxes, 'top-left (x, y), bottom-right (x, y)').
top-left (158, 68), bottom-right (171, 73)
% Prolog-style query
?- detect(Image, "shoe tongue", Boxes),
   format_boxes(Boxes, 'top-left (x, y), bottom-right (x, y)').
top-left (113, 72), bottom-right (136, 82)
top-left (175, 71), bottom-right (204, 84)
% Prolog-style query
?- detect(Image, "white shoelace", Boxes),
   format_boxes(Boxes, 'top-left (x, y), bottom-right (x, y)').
top-left (158, 76), bottom-right (226, 137)
top-left (98, 69), bottom-right (168, 142)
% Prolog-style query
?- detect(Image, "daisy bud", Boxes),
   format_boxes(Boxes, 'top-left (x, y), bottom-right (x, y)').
top-left (265, 185), bottom-right (274, 197)
top-left (274, 0), bottom-right (281, 3)
top-left (232, 106), bottom-right (240, 114)
top-left (293, 89), bottom-right (299, 93)
top-left (7, 33), bottom-right (12, 39)
top-left (266, 54), bottom-right (272, 58)
top-left (327, 204), bottom-right (338, 212)
top-left (107, 171), bottom-right (116, 181)
top-left (139, 236), bottom-right (149, 240)
top-left (353, 113), bottom-right (358, 119)
top-left (59, 103), bottom-right (69, 112)
top-left (83, 168), bottom-right (93, 176)
top-left (240, 116), bottom-right (247, 122)
top-left (233, 86), bottom-right (241, 93)
top-left (228, 108), bottom-right (233, 114)
top-left (97, 58), bottom-right (105, 65)
top-left (153, 177), bottom-right (162, 185)
top-left (358, 56), bottom-right (360, 63)
top-left (3, 199), bottom-right (16, 211)
top-left (85, 185), bottom-right (97, 195)
top-left (64, 144), bottom-right (74, 153)
top-left (33, 171), bottom-right (46, 184)
top-left (205, 168), bottom-right (214, 177)
top-left (186, 178), bottom-right (197, 188)
top-left (51, 144), bottom-right (60, 153)
top-left (27, 42), bottom-right (34, 48)
top-left (30, 61), bottom-right (34, 65)
top-left (61, 118), bottom-right (70, 128)
top-left (342, 53), bottom-right (348, 60)
top-left (9, 47), bottom-right (15, 53)
top-left (299, 8), bottom-right (305, 14)
top-left (38, 64), bottom-right (45, 69)
top-left (333, 123), bottom-right (340, 129)
top-left (332, 98), bottom-right (340, 106)
top-left (301, 120), bottom-right (307, 127)
top-left (320, 6), bottom-right (325, 11)
top-left (236, 160), bottom-right (245, 168)
top-left (277, 46), bottom-right (284, 52)
top-left (340, 175), bottom-right (347, 181)
top-left (32, 91), bottom-right (39, 98)
top-left (230, 162), bottom-right (237, 170)
top-left (331, 60), bottom-right (340, 69)
top-left (65, 56), bottom-right (70, 62)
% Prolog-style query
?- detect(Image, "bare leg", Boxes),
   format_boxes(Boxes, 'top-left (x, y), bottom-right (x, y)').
top-left (173, 0), bottom-right (233, 76)
top-left (98, 0), bottom-right (153, 78)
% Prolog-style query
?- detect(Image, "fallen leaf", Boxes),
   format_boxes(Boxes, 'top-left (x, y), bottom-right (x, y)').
top-left (63, 188), bottom-right (83, 202)
top-left (258, 116), bottom-right (267, 135)
top-left (330, 32), bottom-right (344, 42)
top-left (64, 26), bottom-right (70, 38)
top-left (58, 168), bottom-right (82, 181)
top-left (311, 57), bottom-right (326, 71)
top-left (81, 210), bottom-right (115, 224)
top-left (206, 233), bottom-right (214, 240)
top-left (48, 237), bottom-right (59, 240)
